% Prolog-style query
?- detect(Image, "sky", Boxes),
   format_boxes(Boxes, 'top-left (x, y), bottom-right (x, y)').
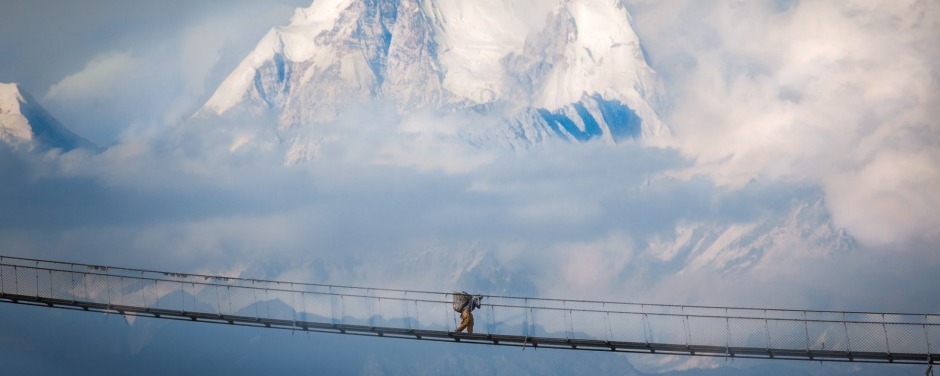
top-left (1, 0), bottom-right (939, 375)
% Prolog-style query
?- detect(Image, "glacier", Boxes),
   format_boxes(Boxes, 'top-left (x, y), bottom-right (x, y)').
top-left (197, 0), bottom-right (670, 157)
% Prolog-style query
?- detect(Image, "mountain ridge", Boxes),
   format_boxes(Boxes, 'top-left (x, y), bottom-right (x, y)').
top-left (196, 0), bottom-right (670, 151)
top-left (0, 82), bottom-right (96, 152)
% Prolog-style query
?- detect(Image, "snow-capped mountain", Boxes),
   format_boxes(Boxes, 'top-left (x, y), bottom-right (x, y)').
top-left (645, 187), bottom-right (855, 277)
top-left (198, 0), bottom-right (669, 149)
top-left (0, 82), bottom-right (96, 151)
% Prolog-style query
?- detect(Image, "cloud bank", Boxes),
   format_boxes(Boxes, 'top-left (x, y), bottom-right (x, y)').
top-left (626, 0), bottom-right (940, 246)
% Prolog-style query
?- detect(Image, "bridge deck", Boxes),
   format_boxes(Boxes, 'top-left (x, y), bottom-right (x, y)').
top-left (1, 255), bottom-right (938, 366)
top-left (1, 293), bottom-right (935, 365)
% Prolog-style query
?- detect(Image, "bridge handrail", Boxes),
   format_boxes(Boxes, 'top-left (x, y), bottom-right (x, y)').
top-left (4, 255), bottom-right (940, 364)
top-left (2, 256), bottom-right (938, 325)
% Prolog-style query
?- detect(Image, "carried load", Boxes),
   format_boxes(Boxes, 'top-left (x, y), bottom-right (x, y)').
top-left (453, 291), bottom-right (471, 312)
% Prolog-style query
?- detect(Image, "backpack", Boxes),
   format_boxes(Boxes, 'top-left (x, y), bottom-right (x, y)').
top-left (453, 291), bottom-right (471, 312)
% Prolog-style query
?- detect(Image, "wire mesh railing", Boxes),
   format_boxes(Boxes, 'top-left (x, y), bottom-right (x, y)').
top-left (1, 255), bottom-right (937, 363)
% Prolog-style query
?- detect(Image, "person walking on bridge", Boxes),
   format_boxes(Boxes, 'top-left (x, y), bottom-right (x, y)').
top-left (455, 295), bottom-right (483, 333)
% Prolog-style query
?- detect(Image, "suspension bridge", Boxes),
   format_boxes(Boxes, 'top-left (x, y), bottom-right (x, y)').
top-left (1, 255), bottom-right (937, 366)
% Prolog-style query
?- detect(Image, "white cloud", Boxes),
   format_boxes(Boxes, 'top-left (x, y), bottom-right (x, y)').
top-left (557, 233), bottom-right (634, 292)
top-left (625, 0), bottom-right (940, 246)
top-left (46, 52), bottom-right (145, 101)
top-left (42, 51), bottom-right (172, 144)
top-left (824, 147), bottom-right (940, 245)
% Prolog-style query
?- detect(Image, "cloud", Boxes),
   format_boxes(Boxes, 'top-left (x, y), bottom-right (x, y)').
top-left (625, 0), bottom-right (940, 246)
top-left (42, 51), bottom-right (174, 145)
top-left (553, 233), bottom-right (635, 293)
top-left (824, 147), bottom-right (940, 245)
top-left (46, 52), bottom-right (145, 101)
top-left (0, 117), bottom-right (902, 312)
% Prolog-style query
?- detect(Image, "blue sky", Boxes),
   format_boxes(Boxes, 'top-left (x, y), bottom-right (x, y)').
top-left (1, 0), bottom-right (938, 374)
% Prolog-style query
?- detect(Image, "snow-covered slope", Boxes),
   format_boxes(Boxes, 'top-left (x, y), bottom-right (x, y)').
top-left (198, 0), bottom-right (669, 148)
top-left (0, 83), bottom-right (96, 151)
top-left (645, 188), bottom-right (855, 276)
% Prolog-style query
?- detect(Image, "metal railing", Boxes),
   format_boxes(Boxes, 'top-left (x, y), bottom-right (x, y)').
top-left (1, 255), bottom-right (936, 364)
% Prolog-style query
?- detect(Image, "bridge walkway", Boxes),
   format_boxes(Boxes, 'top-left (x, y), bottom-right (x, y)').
top-left (1, 255), bottom-right (937, 365)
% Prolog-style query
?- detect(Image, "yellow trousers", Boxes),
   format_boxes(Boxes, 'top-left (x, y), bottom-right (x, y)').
top-left (456, 310), bottom-right (474, 333)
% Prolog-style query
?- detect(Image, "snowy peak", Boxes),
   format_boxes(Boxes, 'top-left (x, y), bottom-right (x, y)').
top-left (0, 83), bottom-right (33, 142)
top-left (523, 0), bottom-right (648, 108)
top-left (199, 0), bottom-right (669, 145)
top-left (505, 0), bottom-right (668, 139)
top-left (0, 83), bottom-right (95, 151)
top-left (424, 0), bottom-right (541, 105)
top-left (200, 0), bottom-right (402, 125)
